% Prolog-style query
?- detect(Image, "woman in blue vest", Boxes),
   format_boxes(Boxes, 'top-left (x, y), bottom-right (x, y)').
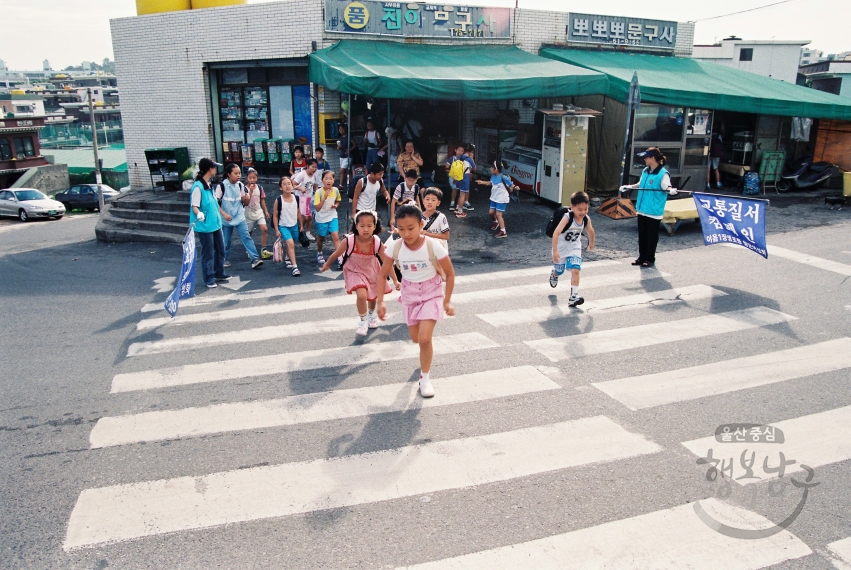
top-left (216, 163), bottom-right (263, 270)
top-left (190, 158), bottom-right (230, 288)
top-left (619, 147), bottom-right (678, 267)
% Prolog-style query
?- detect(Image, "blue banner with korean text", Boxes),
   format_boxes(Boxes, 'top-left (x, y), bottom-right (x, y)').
top-left (692, 192), bottom-right (767, 258)
top-left (164, 226), bottom-right (197, 317)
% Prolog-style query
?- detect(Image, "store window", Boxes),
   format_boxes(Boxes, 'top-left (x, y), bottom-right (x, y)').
top-left (216, 66), bottom-right (311, 146)
top-left (13, 137), bottom-right (35, 158)
top-left (739, 48), bottom-right (753, 62)
top-left (633, 106), bottom-right (685, 143)
top-left (0, 138), bottom-right (12, 161)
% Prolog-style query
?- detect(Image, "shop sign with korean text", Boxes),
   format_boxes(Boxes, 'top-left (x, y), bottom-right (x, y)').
top-left (567, 13), bottom-right (677, 50)
top-left (325, 0), bottom-right (510, 38)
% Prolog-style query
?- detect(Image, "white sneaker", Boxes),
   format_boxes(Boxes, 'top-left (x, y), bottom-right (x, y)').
top-left (306, 231), bottom-right (316, 242)
top-left (367, 313), bottom-right (379, 329)
top-left (419, 376), bottom-right (435, 398)
top-left (356, 319), bottom-right (368, 337)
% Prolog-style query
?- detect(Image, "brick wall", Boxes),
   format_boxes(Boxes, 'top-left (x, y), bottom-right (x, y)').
top-left (111, 0), bottom-right (323, 188)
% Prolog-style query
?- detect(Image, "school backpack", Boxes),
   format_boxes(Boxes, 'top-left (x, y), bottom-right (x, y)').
top-left (347, 175), bottom-right (364, 200)
top-left (545, 208), bottom-right (587, 238)
top-left (448, 157), bottom-right (466, 181)
top-left (339, 234), bottom-right (381, 270)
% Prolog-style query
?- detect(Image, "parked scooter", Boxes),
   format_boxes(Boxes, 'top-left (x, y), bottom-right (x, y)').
top-left (777, 155), bottom-right (836, 192)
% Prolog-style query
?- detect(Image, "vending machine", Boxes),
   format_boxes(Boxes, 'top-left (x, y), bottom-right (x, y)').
top-left (501, 147), bottom-right (542, 196)
top-left (538, 109), bottom-right (600, 205)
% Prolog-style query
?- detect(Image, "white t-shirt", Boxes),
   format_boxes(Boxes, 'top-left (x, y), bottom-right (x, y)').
top-left (384, 236), bottom-right (448, 283)
top-left (356, 176), bottom-right (383, 212)
top-left (292, 170), bottom-right (320, 199)
top-left (422, 210), bottom-right (449, 249)
top-left (276, 195), bottom-right (298, 228)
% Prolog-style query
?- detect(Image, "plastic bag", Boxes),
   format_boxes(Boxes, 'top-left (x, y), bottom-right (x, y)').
top-left (273, 238), bottom-right (283, 263)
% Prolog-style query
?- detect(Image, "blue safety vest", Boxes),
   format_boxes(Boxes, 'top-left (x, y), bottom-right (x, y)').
top-left (635, 166), bottom-right (669, 218)
top-left (189, 180), bottom-right (222, 233)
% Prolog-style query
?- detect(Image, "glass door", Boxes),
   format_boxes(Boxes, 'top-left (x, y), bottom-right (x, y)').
top-left (681, 109), bottom-right (713, 192)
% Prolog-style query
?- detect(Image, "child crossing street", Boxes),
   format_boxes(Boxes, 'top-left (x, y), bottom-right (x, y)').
top-left (476, 160), bottom-right (517, 238)
top-left (321, 210), bottom-right (392, 336)
top-left (549, 191), bottom-right (595, 307)
top-left (377, 204), bottom-right (455, 398)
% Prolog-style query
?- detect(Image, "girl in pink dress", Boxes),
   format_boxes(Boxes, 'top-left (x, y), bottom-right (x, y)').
top-left (321, 210), bottom-right (395, 336)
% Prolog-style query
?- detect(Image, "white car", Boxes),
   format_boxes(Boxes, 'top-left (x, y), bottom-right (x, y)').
top-left (0, 188), bottom-right (66, 222)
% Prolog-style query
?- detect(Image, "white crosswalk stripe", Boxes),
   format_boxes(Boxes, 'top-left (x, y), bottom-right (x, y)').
top-left (127, 313), bottom-right (405, 357)
top-left (112, 331), bottom-right (498, 393)
top-left (827, 537), bottom-right (851, 570)
top-left (723, 243), bottom-right (851, 276)
top-left (91, 366), bottom-right (560, 448)
top-left (135, 266), bottom-right (667, 330)
top-left (64, 416), bottom-right (660, 549)
top-left (398, 499), bottom-right (811, 569)
top-left (477, 284), bottom-right (725, 326)
top-left (139, 261), bottom-right (622, 313)
top-left (593, 337), bottom-right (851, 410)
top-left (525, 306), bottom-right (796, 362)
top-left (67, 257), bottom-right (842, 563)
top-left (682, 404), bottom-right (851, 485)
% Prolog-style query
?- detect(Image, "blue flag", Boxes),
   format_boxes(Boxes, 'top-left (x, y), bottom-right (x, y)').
top-left (692, 192), bottom-right (768, 258)
top-left (165, 226), bottom-right (197, 317)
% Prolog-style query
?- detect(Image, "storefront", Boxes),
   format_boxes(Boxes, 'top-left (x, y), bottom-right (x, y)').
top-left (540, 48), bottom-right (851, 192)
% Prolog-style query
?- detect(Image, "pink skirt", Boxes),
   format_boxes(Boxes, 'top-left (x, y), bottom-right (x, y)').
top-left (399, 274), bottom-right (444, 326)
top-left (344, 251), bottom-right (391, 301)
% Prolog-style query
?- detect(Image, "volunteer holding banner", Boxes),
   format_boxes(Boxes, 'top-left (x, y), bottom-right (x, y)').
top-left (619, 147), bottom-right (678, 268)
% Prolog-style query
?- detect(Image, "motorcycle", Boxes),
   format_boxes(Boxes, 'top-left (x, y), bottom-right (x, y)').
top-left (777, 155), bottom-right (836, 192)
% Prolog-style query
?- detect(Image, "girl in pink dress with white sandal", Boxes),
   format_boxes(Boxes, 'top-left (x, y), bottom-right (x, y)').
top-left (321, 210), bottom-right (395, 336)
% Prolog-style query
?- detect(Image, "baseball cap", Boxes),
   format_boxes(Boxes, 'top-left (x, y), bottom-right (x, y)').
top-left (636, 148), bottom-right (663, 159)
top-left (198, 157), bottom-right (222, 172)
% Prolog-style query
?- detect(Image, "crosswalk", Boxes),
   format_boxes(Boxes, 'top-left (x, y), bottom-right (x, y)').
top-left (63, 248), bottom-right (851, 566)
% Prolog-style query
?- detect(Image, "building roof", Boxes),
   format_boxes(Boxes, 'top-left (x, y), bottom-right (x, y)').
top-left (540, 48), bottom-right (851, 120)
top-left (44, 148), bottom-right (127, 173)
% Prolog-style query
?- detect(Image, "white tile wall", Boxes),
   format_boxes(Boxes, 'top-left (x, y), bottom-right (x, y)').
top-left (112, 1), bottom-right (695, 188)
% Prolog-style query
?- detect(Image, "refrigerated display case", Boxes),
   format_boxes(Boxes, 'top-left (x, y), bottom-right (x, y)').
top-left (474, 127), bottom-right (517, 176)
top-left (501, 147), bottom-right (542, 196)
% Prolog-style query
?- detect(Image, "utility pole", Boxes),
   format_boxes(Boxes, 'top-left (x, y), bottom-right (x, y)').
top-left (88, 87), bottom-right (104, 212)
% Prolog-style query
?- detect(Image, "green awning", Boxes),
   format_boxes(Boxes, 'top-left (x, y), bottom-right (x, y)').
top-left (540, 48), bottom-right (851, 121)
top-left (309, 40), bottom-right (608, 100)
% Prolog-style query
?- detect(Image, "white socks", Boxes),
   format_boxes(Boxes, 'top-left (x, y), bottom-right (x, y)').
top-left (571, 286), bottom-right (580, 297)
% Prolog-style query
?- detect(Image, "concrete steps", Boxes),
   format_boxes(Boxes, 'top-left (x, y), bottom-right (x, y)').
top-left (95, 189), bottom-right (189, 244)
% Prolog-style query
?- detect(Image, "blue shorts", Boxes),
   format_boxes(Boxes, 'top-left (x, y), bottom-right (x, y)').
top-left (553, 256), bottom-right (582, 275)
top-left (490, 200), bottom-right (508, 213)
top-left (278, 224), bottom-right (299, 242)
top-left (314, 217), bottom-right (339, 237)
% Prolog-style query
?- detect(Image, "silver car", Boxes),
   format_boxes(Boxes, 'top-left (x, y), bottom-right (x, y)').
top-left (0, 188), bottom-right (66, 222)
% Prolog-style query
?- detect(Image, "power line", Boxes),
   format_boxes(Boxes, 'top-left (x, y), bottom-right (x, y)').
top-left (690, 0), bottom-right (806, 23)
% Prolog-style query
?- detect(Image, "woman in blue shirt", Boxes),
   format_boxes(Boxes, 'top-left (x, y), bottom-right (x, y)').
top-left (619, 147), bottom-right (678, 267)
top-left (190, 158), bottom-right (229, 288)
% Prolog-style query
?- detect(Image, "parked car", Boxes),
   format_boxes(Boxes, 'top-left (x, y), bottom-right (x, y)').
top-left (54, 184), bottom-right (119, 212)
top-left (0, 188), bottom-right (66, 221)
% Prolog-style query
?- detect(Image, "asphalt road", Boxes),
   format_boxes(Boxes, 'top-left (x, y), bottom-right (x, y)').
top-left (2, 201), bottom-right (850, 569)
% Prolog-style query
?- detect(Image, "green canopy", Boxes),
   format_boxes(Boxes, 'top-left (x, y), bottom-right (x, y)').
top-left (540, 48), bottom-right (851, 121)
top-left (309, 40), bottom-right (608, 100)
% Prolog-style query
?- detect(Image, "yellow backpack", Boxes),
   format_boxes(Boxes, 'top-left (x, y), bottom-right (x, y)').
top-left (448, 158), bottom-right (466, 181)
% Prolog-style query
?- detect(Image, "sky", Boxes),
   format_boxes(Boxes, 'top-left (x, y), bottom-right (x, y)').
top-left (1, 0), bottom-right (848, 71)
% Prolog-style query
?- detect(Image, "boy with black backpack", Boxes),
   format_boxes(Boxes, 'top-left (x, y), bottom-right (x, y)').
top-left (547, 191), bottom-right (595, 307)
